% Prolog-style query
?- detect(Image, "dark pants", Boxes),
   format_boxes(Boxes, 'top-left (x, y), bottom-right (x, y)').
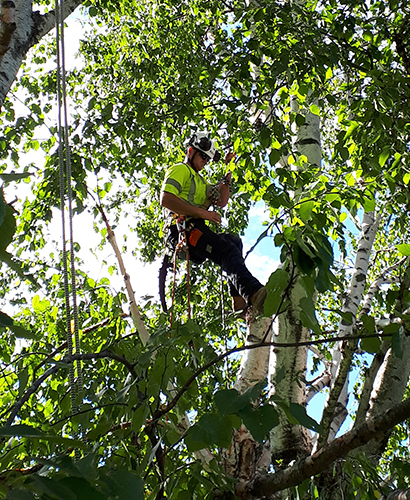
top-left (168, 219), bottom-right (263, 303)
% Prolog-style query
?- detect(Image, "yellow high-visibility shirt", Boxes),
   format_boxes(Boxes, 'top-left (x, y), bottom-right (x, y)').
top-left (161, 162), bottom-right (210, 208)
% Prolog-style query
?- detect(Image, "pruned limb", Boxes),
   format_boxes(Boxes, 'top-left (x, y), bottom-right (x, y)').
top-left (96, 203), bottom-right (150, 346)
top-left (242, 397), bottom-right (410, 498)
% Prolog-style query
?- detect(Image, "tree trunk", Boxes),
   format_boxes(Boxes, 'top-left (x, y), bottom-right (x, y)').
top-left (0, 0), bottom-right (82, 107)
top-left (269, 278), bottom-right (313, 463)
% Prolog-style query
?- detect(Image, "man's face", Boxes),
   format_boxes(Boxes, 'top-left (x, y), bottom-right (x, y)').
top-left (190, 148), bottom-right (211, 171)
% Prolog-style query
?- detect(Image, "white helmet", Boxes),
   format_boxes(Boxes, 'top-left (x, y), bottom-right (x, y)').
top-left (188, 132), bottom-right (221, 162)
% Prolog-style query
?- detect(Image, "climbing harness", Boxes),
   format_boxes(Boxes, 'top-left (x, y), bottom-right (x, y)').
top-left (159, 173), bottom-right (233, 324)
top-left (56, 0), bottom-right (83, 453)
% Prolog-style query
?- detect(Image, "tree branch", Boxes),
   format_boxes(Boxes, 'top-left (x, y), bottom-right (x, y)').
top-left (3, 350), bottom-right (138, 428)
top-left (31, 0), bottom-right (83, 45)
top-left (244, 397), bottom-right (410, 498)
top-left (152, 332), bottom-right (394, 422)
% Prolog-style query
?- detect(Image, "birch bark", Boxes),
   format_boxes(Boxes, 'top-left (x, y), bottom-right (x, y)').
top-left (356, 264), bottom-right (410, 458)
top-left (267, 93), bottom-right (321, 462)
top-left (318, 211), bottom-right (379, 446)
top-left (269, 279), bottom-right (313, 461)
top-left (0, 0), bottom-right (82, 107)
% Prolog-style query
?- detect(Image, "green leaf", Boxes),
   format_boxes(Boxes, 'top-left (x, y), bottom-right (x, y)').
top-left (27, 476), bottom-right (76, 500)
top-left (0, 203), bottom-right (16, 253)
top-left (289, 403), bottom-right (322, 434)
top-left (0, 172), bottom-right (32, 182)
top-left (239, 404), bottom-right (279, 442)
top-left (340, 147), bottom-right (350, 161)
top-left (214, 381), bottom-right (267, 416)
top-left (186, 414), bottom-right (237, 451)
top-left (344, 121), bottom-right (359, 139)
top-left (101, 468), bottom-right (144, 500)
top-left (361, 314), bottom-right (376, 334)
top-left (360, 336), bottom-right (381, 354)
top-left (382, 322), bottom-right (401, 334)
top-left (18, 368), bottom-right (29, 398)
top-left (264, 268), bottom-right (289, 316)
top-left (379, 147), bottom-right (390, 168)
top-left (269, 149), bottom-right (281, 166)
top-left (295, 113), bottom-right (305, 126)
top-left (55, 477), bottom-right (102, 500)
top-left (299, 297), bottom-right (321, 335)
top-left (177, 491), bottom-right (192, 500)
top-left (0, 310), bottom-right (13, 327)
top-left (298, 200), bottom-right (314, 222)
top-left (362, 195), bottom-right (376, 212)
top-left (397, 244), bottom-right (410, 256)
top-left (9, 324), bottom-right (36, 339)
top-left (6, 490), bottom-right (37, 500)
top-left (309, 104), bottom-right (320, 115)
top-left (132, 404), bottom-right (149, 432)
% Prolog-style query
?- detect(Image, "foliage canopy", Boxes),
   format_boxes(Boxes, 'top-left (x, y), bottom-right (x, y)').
top-left (0, 0), bottom-right (410, 498)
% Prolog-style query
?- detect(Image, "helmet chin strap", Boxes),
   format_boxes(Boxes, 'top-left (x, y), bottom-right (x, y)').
top-left (187, 150), bottom-right (200, 171)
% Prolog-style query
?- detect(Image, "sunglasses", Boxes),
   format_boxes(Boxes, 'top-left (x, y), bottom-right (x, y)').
top-left (199, 151), bottom-right (211, 162)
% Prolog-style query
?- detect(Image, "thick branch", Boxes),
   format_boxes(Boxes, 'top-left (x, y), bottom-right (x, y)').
top-left (0, 0), bottom-right (82, 107)
top-left (31, 0), bottom-right (83, 46)
top-left (244, 397), bottom-right (410, 498)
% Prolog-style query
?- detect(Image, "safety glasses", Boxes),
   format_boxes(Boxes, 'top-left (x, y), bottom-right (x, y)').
top-left (199, 151), bottom-right (211, 162)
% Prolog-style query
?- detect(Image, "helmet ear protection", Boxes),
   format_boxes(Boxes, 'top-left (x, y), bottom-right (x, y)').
top-left (189, 132), bottom-right (221, 162)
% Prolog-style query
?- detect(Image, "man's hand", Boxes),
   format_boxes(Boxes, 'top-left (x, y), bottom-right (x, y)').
top-left (225, 151), bottom-right (236, 165)
top-left (200, 209), bottom-right (221, 225)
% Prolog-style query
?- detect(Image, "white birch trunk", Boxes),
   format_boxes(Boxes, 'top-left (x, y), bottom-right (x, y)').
top-left (267, 94), bottom-right (321, 461)
top-left (357, 265), bottom-right (410, 457)
top-left (319, 212), bottom-right (379, 445)
top-left (356, 338), bottom-right (410, 458)
top-left (0, 0), bottom-right (82, 107)
top-left (223, 317), bottom-right (273, 480)
top-left (269, 279), bottom-right (313, 461)
top-left (234, 317), bottom-right (273, 394)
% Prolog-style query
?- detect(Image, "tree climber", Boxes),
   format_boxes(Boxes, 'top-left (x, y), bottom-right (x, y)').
top-left (160, 132), bottom-right (267, 318)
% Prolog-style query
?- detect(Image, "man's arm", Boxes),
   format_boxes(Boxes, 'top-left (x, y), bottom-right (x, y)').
top-left (216, 172), bottom-right (231, 208)
top-left (216, 151), bottom-right (235, 208)
top-left (161, 192), bottom-right (222, 224)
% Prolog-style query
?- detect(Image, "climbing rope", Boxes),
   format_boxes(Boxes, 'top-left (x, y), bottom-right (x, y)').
top-left (170, 218), bottom-right (191, 327)
top-left (55, 0), bottom-right (83, 451)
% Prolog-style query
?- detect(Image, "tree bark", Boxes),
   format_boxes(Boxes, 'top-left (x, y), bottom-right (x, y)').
top-left (319, 211), bottom-right (379, 446)
top-left (0, 0), bottom-right (82, 107)
top-left (240, 397), bottom-right (410, 498)
top-left (269, 279), bottom-right (313, 462)
top-left (223, 317), bottom-right (273, 480)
